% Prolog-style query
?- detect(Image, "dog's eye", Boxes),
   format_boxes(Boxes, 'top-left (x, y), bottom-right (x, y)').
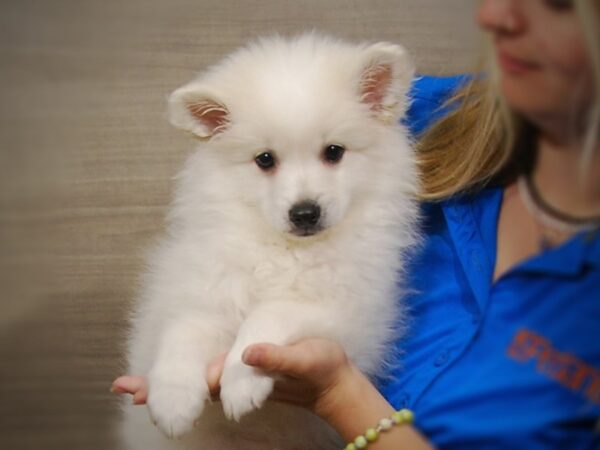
top-left (323, 144), bottom-right (345, 164)
top-left (255, 151), bottom-right (276, 171)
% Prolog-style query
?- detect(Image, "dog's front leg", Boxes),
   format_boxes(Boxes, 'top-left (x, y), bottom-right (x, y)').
top-left (146, 316), bottom-right (223, 439)
top-left (220, 301), bottom-right (335, 421)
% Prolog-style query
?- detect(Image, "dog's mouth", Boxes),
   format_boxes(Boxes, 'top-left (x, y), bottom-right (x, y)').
top-left (289, 225), bottom-right (324, 237)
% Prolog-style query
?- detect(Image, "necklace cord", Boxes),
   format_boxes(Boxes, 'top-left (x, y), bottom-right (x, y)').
top-left (523, 175), bottom-right (600, 227)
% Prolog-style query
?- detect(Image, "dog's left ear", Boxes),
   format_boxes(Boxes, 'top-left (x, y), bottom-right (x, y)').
top-left (168, 84), bottom-right (230, 139)
top-left (359, 43), bottom-right (415, 123)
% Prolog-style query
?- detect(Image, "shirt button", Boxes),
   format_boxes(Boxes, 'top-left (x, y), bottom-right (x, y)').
top-left (470, 250), bottom-right (482, 271)
top-left (434, 349), bottom-right (450, 367)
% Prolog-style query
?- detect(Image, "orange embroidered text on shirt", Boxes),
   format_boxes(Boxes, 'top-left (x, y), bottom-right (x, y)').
top-left (507, 328), bottom-right (600, 405)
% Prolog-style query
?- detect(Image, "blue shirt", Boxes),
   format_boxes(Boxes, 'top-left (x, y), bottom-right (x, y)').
top-left (380, 76), bottom-right (600, 449)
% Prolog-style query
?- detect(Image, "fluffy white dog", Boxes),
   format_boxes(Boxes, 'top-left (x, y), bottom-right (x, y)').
top-left (122, 33), bottom-right (419, 450)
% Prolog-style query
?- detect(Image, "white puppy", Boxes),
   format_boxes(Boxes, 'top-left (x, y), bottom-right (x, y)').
top-left (122, 33), bottom-right (419, 450)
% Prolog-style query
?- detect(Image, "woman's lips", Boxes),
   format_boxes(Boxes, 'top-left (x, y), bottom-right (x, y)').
top-left (497, 51), bottom-right (540, 75)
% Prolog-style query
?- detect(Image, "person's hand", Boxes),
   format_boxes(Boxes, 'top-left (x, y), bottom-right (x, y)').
top-left (240, 338), bottom-right (356, 417)
top-left (111, 338), bottom-right (356, 419)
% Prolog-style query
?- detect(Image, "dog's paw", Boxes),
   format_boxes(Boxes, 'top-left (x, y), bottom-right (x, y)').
top-left (146, 378), bottom-right (208, 439)
top-left (219, 362), bottom-right (274, 421)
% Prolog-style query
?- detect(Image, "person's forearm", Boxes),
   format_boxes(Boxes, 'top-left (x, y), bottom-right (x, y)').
top-left (315, 365), bottom-right (434, 449)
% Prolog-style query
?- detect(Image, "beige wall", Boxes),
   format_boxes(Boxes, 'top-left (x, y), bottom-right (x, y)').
top-left (0, 1), bottom-right (477, 449)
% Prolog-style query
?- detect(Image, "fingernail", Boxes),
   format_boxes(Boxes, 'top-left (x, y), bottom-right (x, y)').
top-left (243, 346), bottom-right (264, 365)
top-left (241, 347), bottom-right (255, 364)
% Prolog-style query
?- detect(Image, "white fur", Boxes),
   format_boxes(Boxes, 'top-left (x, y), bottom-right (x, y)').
top-left (122, 33), bottom-right (419, 450)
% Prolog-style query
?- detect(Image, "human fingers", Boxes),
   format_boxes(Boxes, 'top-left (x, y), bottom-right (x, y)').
top-left (242, 342), bottom-right (304, 376)
top-left (241, 339), bottom-right (352, 412)
top-left (111, 375), bottom-right (148, 405)
top-left (206, 352), bottom-right (227, 399)
top-left (242, 338), bottom-right (347, 379)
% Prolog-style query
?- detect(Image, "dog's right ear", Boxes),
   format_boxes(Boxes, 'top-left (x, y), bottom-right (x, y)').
top-left (168, 85), bottom-right (230, 139)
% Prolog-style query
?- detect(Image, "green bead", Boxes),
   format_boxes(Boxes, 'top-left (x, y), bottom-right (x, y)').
top-left (365, 427), bottom-right (379, 442)
top-left (391, 411), bottom-right (403, 424)
top-left (354, 435), bottom-right (368, 449)
top-left (344, 444), bottom-right (357, 450)
top-left (398, 408), bottom-right (414, 424)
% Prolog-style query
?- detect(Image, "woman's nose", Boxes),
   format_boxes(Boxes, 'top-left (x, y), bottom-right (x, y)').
top-left (476, 0), bottom-right (526, 35)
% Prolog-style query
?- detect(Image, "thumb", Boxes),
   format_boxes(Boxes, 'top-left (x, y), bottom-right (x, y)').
top-left (242, 342), bottom-right (309, 377)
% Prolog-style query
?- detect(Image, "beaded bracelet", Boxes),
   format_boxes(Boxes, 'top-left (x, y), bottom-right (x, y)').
top-left (343, 408), bottom-right (414, 450)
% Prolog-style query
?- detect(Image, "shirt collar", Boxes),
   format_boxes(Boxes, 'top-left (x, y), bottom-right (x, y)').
top-left (442, 188), bottom-right (502, 311)
top-left (443, 188), bottom-right (600, 281)
top-left (518, 232), bottom-right (594, 276)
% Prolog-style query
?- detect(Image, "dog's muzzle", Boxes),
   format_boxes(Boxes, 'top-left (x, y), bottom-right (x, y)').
top-left (288, 201), bottom-right (322, 236)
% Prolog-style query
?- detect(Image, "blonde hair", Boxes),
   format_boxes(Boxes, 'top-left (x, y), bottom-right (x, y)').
top-left (418, 0), bottom-right (600, 201)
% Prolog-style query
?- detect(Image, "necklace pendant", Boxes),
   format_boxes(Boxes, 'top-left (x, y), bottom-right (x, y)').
top-left (539, 235), bottom-right (553, 251)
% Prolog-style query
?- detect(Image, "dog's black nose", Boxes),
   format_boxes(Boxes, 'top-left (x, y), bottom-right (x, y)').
top-left (289, 201), bottom-right (321, 229)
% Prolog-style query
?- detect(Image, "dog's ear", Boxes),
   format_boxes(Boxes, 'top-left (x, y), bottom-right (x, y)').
top-left (168, 85), bottom-right (230, 139)
top-left (359, 43), bottom-right (414, 123)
